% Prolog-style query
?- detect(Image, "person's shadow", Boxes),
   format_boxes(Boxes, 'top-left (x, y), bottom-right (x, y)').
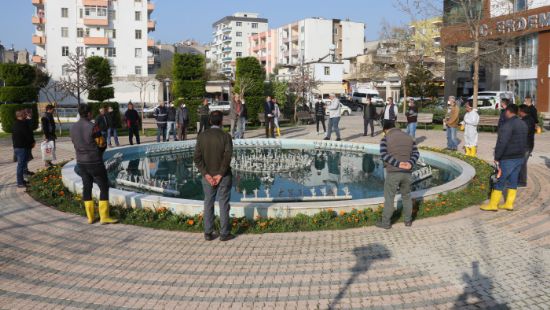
top-left (540, 156), bottom-right (550, 169)
top-left (329, 244), bottom-right (391, 310)
top-left (453, 261), bottom-right (510, 309)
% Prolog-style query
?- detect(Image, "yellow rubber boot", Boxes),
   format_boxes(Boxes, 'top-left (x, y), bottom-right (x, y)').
top-left (471, 146), bottom-right (477, 158)
top-left (277, 127), bottom-right (281, 137)
top-left (499, 189), bottom-right (517, 211)
top-left (465, 147), bottom-right (471, 156)
top-left (84, 201), bottom-right (95, 224)
top-left (99, 201), bottom-right (118, 225)
top-left (480, 190), bottom-right (502, 211)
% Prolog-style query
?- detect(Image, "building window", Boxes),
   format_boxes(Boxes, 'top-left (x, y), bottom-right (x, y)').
top-left (236, 42), bottom-right (243, 47)
top-left (301, 26), bottom-right (305, 33)
top-left (61, 27), bottom-right (69, 38)
top-left (97, 7), bottom-right (107, 17)
top-left (106, 29), bottom-right (116, 39)
top-left (62, 46), bottom-right (69, 56)
top-left (85, 7), bottom-right (95, 16)
top-left (109, 10), bottom-right (116, 20)
top-left (135, 11), bottom-right (141, 21)
top-left (79, 8), bottom-right (83, 19)
top-left (236, 52), bottom-right (242, 57)
top-left (135, 30), bottom-right (142, 39)
top-left (236, 32), bottom-right (242, 37)
top-left (236, 22), bottom-right (242, 27)
top-left (61, 65), bottom-right (69, 76)
top-left (76, 46), bottom-right (84, 56)
top-left (135, 48), bottom-right (142, 58)
top-left (106, 47), bottom-right (116, 57)
top-left (514, 0), bottom-right (527, 12)
top-left (135, 66), bottom-right (142, 75)
top-left (324, 66), bottom-right (330, 76)
top-left (77, 28), bottom-right (84, 38)
top-left (252, 23), bottom-right (258, 29)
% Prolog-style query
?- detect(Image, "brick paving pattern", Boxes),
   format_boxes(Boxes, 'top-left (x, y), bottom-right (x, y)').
top-left (0, 115), bottom-right (548, 309)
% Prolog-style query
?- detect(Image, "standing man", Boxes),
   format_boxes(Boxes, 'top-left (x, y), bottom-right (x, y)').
top-left (106, 106), bottom-right (120, 147)
top-left (153, 101), bottom-right (168, 142)
top-left (498, 98), bottom-right (509, 129)
top-left (70, 104), bottom-right (118, 225)
top-left (382, 97), bottom-right (398, 128)
top-left (445, 96), bottom-right (460, 151)
top-left (124, 102), bottom-right (141, 145)
top-left (41, 104), bottom-right (57, 167)
top-left (376, 121), bottom-right (420, 229)
top-left (95, 107), bottom-right (109, 144)
top-left (235, 97), bottom-right (248, 139)
top-left (12, 109), bottom-right (35, 188)
top-left (405, 98), bottom-right (418, 139)
top-left (462, 101), bottom-right (480, 157)
top-left (481, 105), bottom-right (528, 212)
top-left (363, 97), bottom-right (376, 137)
top-left (523, 95), bottom-right (540, 131)
top-left (166, 102), bottom-right (177, 142)
top-left (193, 111), bottom-right (234, 242)
top-left (314, 96), bottom-right (326, 135)
top-left (324, 94), bottom-right (342, 141)
top-left (176, 100), bottom-right (189, 141)
top-left (273, 98), bottom-right (281, 137)
top-left (229, 95), bottom-right (240, 138)
top-left (264, 96), bottom-right (275, 138)
top-left (518, 104), bottom-right (536, 187)
top-left (198, 99), bottom-right (210, 133)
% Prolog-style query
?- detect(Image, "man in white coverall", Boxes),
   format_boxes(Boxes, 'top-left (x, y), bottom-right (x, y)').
top-left (462, 101), bottom-right (480, 157)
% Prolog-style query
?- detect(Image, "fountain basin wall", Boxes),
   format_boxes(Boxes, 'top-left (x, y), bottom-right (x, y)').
top-left (62, 140), bottom-right (476, 219)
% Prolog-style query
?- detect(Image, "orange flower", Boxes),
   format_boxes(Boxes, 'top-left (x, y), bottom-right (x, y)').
top-left (157, 207), bottom-right (168, 213)
top-left (339, 210), bottom-right (346, 216)
top-left (187, 219), bottom-right (195, 226)
top-left (259, 222), bottom-right (267, 228)
top-left (59, 191), bottom-right (64, 196)
top-left (327, 208), bottom-right (333, 213)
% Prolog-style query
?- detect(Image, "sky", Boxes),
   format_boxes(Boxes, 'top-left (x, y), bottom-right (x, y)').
top-left (0, 0), bottom-right (412, 52)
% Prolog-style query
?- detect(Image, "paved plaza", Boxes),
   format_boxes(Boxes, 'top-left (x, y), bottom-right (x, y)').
top-left (0, 114), bottom-right (549, 309)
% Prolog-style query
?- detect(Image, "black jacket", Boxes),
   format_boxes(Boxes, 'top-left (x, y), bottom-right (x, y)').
top-left (314, 101), bottom-right (325, 117)
top-left (125, 109), bottom-right (140, 128)
top-left (494, 116), bottom-right (528, 161)
top-left (12, 120), bottom-right (35, 149)
top-left (154, 106), bottom-right (168, 124)
top-left (363, 103), bottom-right (376, 119)
top-left (198, 104), bottom-right (210, 117)
top-left (240, 104), bottom-right (248, 119)
top-left (264, 100), bottom-right (274, 117)
top-left (521, 115), bottom-right (536, 152)
top-left (525, 105), bottom-right (539, 124)
top-left (498, 109), bottom-right (506, 129)
top-left (41, 112), bottom-right (56, 141)
top-left (167, 106), bottom-right (176, 122)
top-left (95, 114), bottom-right (109, 131)
top-left (406, 106), bottom-right (418, 123)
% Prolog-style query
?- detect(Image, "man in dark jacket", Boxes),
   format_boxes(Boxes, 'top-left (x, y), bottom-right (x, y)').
top-left (176, 101), bottom-right (189, 141)
top-left (106, 106), bottom-right (120, 147)
top-left (405, 98), bottom-right (418, 138)
top-left (497, 98), bottom-right (509, 129)
top-left (166, 102), bottom-right (177, 141)
top-left (314, 96), bottom-right (326, 135)
top-left (95, 107), bottom-right (109, 143)
top-left (70, 104), bottom-right (118, 225)
top-left (41, 104), bottom-right (57, 167)
top-left (518, 104), bottom-right (536, 187)
top-left (193, 111), bottom-right (234, 242)
top-left (264, 96), bottom-right (275, 138)
top-left (523, 95), bottom-right (539, 128)
top-left (363, 97), bottom-right (377, 137)
top-left (13, 109), bottom-right (35, 188)
top-left (124, 102), bottom-right (141, 145)
top-left (154, 102), bottom-right (168, 142)
top-left (376, 121), bottom-right (420, 229)
top-left (198, 99), bottom-right (210, 133)
top-left (481, 105), bottom-right (528, 212)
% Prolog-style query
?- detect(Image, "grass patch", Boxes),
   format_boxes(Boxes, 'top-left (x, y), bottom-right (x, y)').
top-left (27, 149), bottom-right (492, 234)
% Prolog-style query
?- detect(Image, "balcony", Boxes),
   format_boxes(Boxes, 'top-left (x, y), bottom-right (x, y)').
top-left (83, 0), bottom-right (108, 6)
top-left (32, 16), bottom-right (46, 24)
top-left (148, 56), bottom-right (156, 65)
top-left (32, 0), bottom-right (44, 6)
top-left (147, 2), bottom-right (155, 11)
top-left (223, 37), bottom-right (232, 43)
top-left (148, 20), bottom-right (156, 31)
top-left (32, 55), bottom-right (45, 64)
top-left (222, 57), bottom-right (232, 63)
top-left (84, 37), bottom-right (109, 45)
top-left (147, 39), bottom-right (155, 47)
top-left (83, 18), bottom-right (109, 26)
top-left (32, 35), bottom-right (46, 45)
top-left (222, 67), bottom-right (233, 73)
top-left (222, 47), bottom-right (232, 52)
top-left (222, 27), bottom-right (232, 33)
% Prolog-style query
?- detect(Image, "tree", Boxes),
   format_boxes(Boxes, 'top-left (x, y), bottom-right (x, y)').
top-left (85, 56), bottom-right (114, 102)
top-left (0, 63), bottom-right (39, 103)
top-left (57, 54), bottom-right (92, 106)
top-left (272, 81), bottom-right (288, 108)
top-left (172, 53), bottom-right (206, 128)
top-left (405, 63), bottom-right (438, 106)
top-left (133, 76), bottom-right (154, 134)
top-left (288, 63), bottom-right (319, 122)
top-left (234, 57), bottom-right (266, 123)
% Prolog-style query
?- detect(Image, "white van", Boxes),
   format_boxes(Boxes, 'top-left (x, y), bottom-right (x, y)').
top-left (352, 89), bottom-right (384, 105)
top-left (469, 91), bottom-right (514, 109)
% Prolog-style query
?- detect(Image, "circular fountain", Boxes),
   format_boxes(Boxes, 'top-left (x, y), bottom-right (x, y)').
top-left (62, 139), bottom-right (476, 219)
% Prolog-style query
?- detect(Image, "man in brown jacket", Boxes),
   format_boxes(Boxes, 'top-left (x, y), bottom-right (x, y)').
top-left (445, 96), bottom-right (460, 151)
top-left (193, 111), bottom-right (234, 241)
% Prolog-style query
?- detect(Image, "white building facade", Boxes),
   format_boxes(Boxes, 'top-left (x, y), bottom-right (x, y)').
top-left (210, 13), bottom-right (268, 78)
top-left (32, 0), bottom-right (159, 105)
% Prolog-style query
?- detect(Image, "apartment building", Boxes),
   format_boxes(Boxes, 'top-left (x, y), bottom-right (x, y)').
top-left (32, 0), bottom-right (158, 104)
top-left (210, 12), bottom-right (268, 78)
top-left (248, 29), bottom-right (278, 76)
top-left (442, 0), bottom-right (550, 112)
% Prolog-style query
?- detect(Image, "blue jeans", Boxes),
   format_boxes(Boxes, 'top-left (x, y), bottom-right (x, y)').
top-left (495, 158), bottom-right (524, 191)
top-left (406, 122), bottom-right (417, 138)
top-left (14, 148), bottom-right (29, 186)
top-left (235, 117), bottom-right (246, 139)
top-left (446, 127), bottom-right (458, 150)
top-left (166, 121), bottom-right (176, 141)
top-left (107, 128), bottom-right (119, 146)
top-left (156, 124), bottom-right (167, 142)
top-left (326, 117), bottom-right (341, 140)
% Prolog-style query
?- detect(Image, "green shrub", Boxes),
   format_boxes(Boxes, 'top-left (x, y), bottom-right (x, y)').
top-left (0, 63), bottom-right (36, 86)
top-left (243, 96), bottom-right (264, 124)
top-left (173, 54), bottom-right (205, 81)
top-left (0, 86), bottom-right (39, 103)
top-left (88, 87), bottom-right (115, 102)
top-left (87, 101), bottom-right (122, 128)
top-left (172, 80), bottom-right (206, 100)
top-left (235, 57), bottom-right (265, 97)
top-left (0, 103), bottom-right (39, 133)
top-left (85, 56), bottom-right (114, 102)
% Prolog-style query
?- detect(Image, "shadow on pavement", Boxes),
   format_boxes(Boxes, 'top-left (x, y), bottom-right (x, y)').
top-left (453, 261), bottom-right (510, 309)
top-left (540, 156), bottom-right (550, 169)
top-left (329, 244), bottom-right (391, 310)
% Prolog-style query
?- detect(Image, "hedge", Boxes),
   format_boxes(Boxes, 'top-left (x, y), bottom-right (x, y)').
top-left (243, 96), bottom-right (264, 124)
top-left (88, 87), bottom-right (115, 102)
top-left (172, 80), bottom-right (206, 100)
top-left (0, 63), bottom-right (36, 87)
top-left (0, 86), bottom-right (39, 103)
top-left (0, 103), bottom-right (39, 133)
top-left (87, 101), bottom-right (122, 129)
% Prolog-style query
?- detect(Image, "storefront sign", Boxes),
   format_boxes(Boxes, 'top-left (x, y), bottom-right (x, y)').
top-left (479, 11), bottom-right (550, 37)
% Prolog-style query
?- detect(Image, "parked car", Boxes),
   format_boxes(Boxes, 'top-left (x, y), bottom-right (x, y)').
top-left (468, 97), bottom-right (498, 110)
top-left (468, 91), bottom-right (514, 108)
top-left (209, 101), bottom-right (231, 115)
top-left (323, 100), bottom-right (352, 117)
top-left (340, 98), bottom-right (363, 112)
